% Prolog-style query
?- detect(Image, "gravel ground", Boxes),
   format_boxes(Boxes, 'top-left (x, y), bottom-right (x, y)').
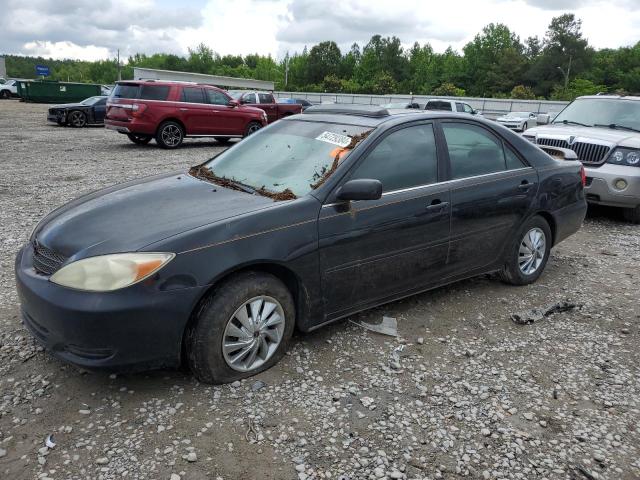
top-left (0, 100), bottom-right (639, 480)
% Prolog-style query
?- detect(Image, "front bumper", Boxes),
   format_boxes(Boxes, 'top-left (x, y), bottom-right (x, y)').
top-left (496, 121), bottom-right (524, 131)
top-left (15, 244), bottom-right (206, 371)
top-left (47, 111), bottom-right (65, 123)
top-left (584, 163), bottom-right (640, 208)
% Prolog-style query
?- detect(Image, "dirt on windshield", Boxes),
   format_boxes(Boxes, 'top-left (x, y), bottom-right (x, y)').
top-left (310, 129), bottom-right (372, 189)
top-left (189, 165), bottom-right (297, 201)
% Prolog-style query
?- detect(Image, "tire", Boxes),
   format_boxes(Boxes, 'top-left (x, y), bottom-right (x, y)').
top-left (214, 137), bottom-right (231, 145)
top-left (156, 121), bottom-right (184, 149)
top-left (622, 205), bottom-right (640, 224)
top-left (68, 110), bottom-right (87, 128)
top-left (244, 121), bottom-right (262, 137)
top-left (0, 90), bottom-right (10, 99)
top-left (127, 133), bottom-right (152, 145)
top-left (499, 215), bottom-right (552, 286)
top-left (187, 271), bottom-right (295, 384)
top-left (522, 122), bottom-right (528, 131)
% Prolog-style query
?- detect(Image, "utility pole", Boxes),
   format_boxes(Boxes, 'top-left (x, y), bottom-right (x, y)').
top-left (284, 52), bottom-right (289, 88)
top-left (117, 49), bottom-right (122, 82)
top-left (557, 54), bottom-right (572, 94)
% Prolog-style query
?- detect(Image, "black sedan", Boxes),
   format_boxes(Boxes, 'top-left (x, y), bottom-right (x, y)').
top-left (16, 105), bottom-right (587, 383)
top-left (47, 96), bottom-right (108, 127)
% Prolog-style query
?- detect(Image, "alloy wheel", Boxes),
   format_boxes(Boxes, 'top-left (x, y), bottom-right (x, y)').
top-left (161, 125), bottom-right (182, 146)
top-left (247, 123), bottom-right (261, 135)
top-left (69, 111), bottom-right (86, 127)
top-left (518, 227), bottom-right (546, 275)
top-left (222, 296), bottom-right (285, 372)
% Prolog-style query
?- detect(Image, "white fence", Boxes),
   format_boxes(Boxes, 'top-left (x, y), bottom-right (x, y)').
top-left (273, 91), bottom-right (569, 119)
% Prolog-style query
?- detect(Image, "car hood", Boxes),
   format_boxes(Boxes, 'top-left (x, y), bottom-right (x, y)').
top-left (50, 102), bottom-right (89, 109)
top-left (34, 172), bottom-right (276, 260)
top-left (525, 124), bottom-right (640, 148)
top-left (497, 116), bottom-right (526, 121)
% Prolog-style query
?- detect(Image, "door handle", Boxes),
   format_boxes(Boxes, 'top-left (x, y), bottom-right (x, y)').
top-left (180, 108), bottom-right (188, 111)
top-left (426, 200), bottom-right (449, 212)
top-left (518, 181), bottom-right (533, 190)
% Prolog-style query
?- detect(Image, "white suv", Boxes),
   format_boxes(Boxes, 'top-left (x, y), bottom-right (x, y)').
top-left (524, 95), bottom-right (640, 223)
top-left (424, 99), bottom-right (483, 116)
top-left (0, 79), bottom-right (18, 99)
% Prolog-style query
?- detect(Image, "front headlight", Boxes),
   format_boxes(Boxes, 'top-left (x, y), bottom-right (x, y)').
top-left (607, 147), bottom-right (640, 167)
top-left (50, 252), bottom-right (175, 292)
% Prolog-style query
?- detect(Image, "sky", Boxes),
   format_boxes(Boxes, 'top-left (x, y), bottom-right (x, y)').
top-left (0, 0), bottom-right (639, 62)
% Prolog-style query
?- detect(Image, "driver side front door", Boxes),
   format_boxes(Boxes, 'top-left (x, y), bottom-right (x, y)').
top-left (318, 122), bottom-right (451, 319)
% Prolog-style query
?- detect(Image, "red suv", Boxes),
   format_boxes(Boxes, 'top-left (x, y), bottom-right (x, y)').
top-left (105, 81), bottom-right (268, 148)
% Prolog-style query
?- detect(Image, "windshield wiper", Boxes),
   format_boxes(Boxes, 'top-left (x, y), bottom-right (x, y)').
top-left (594, 123), bottom-right (640, 133)
top-left (226, 179), bottom-right (257, 194)
top-left (553, 119), bottom-right (592, 127)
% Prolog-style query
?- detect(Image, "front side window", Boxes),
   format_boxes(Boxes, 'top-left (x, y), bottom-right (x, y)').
top-left (426, 101), bottom-right (452, 111)
top-left (456, 103), bottom-right (465, 113)
top-left (442, 123), bottom-right (510, 179)
top-left (463, 104), bottom-right (474, 114)
top-left (350, 124), bottom-right (438, 192)
top-left (207, 90), bottom-right (230, 105)
top-left (242, 93), bottom-right (256, 104)
top-left (258, 93), bottom-right (274, 103)
top-left (182, 87), bottom-right (206, 104)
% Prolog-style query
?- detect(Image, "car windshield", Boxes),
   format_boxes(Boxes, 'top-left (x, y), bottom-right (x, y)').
top-left (227, 90), bottom-right (243, 99)
top-left (553, 98), bottom-right (640, 130)
top-left (505, 112), bottom-right (530, 118)
top-left (191, 120), bottom-right (372, 199)
top-left (81, 96), bottom-right (103, 105)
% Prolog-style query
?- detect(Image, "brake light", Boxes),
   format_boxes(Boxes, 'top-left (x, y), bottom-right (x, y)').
top-left (580, 165), bottom-right (586, 187)
top-left (131, 103), bottom-right (147, 117)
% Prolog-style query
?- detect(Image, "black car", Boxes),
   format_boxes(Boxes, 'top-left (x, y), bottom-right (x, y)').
top-left (16, 105), bottom-right (587, 383)
top-left (47, 96), bottom-right (108, 127)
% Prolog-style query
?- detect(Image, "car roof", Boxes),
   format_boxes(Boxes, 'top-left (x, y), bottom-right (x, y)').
top-left (116, 80), bottom-right (223, 90)
top-left (296, 104), bottom-right (491, 128)
top-left (577, 94), bottom-right (640, 101)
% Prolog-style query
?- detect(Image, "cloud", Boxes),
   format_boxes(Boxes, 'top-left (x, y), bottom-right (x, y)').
top-left (0, 0), bottom-right (204, 58)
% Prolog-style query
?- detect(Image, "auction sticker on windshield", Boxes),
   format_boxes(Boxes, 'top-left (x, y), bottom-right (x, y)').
top-left (316, 131), bottom-right (352, 147)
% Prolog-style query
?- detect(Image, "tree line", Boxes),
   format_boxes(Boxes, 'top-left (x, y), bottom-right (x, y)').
top-left (4, 14), bottom-right (640, 100)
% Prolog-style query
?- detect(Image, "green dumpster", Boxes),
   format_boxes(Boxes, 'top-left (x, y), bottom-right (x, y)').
top-left (18, 80), bottom-right (101, 103)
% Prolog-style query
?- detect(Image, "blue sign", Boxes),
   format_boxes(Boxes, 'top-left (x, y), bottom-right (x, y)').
top-left (35, 64), bottom-right (50, 76)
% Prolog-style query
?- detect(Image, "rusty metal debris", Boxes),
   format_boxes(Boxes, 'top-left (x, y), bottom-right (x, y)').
top-left (189, 165), bottom-right (296, 201)
top-left (310, 130), bottom-right (372, 190)
top-left (511, 300), bottom-right (580, 325)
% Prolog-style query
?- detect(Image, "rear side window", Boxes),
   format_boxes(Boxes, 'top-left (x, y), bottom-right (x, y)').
top-left (350, 124), bottom-right (438, 192)
top-left (111, 84), bottom-right (139, 99)
top-left (258, 93), bottom-right (274, 103)
top-left (182, 87), bottom-right (206, 104)
top-left (139, 85), bottom-right (169, 101)
top-left (442, 123), bottom-right (508, 179)
top-left (426, 101), bottom-right (452, 111)
top-left (456, 103), bottom-right (465, 112)
top-left (505, 146), bottom-right (526, 170)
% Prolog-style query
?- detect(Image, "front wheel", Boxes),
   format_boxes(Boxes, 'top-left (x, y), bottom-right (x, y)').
top-left (156, 121), bottom-right (184, 149)
top-left (187, 272), bottom-right (295, 384)
top-left (127, 133), bottom-right (152, 145)
top-left (622, 205), bottom-right (640, 224)
top-left (244, 121), bottom-right (262, 137)
top-left (0, 90), bottom-right (10, 100)
top-left (522, 122), bottom-right (528, 131)
top-left (68, 110), bottom-right (87, 128)
top-left (499, 216), bottom-right (552, 285)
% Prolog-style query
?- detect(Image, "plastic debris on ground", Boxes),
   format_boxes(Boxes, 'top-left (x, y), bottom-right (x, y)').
top-left (353, 316), bottom-right (398, 337)
top-left (510, 300), bottom-right (580, 325)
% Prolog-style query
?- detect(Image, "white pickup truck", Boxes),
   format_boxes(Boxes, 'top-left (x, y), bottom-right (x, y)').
top-left (0, 79), bottom-right (19, 99)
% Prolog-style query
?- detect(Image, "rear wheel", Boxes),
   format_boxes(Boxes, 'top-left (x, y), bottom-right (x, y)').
top-left (187, 272), bottom-right (295, 384)
top-left (622, 205), bottom-right (640, 224)
top-left (156, 121), bottom-right (184, 149)
top-left (68, 110), bottom-right (87, 128)
top-left (244, 121), bottom-right (262, 137)
top-left (127, 133), bottom-right (152, 145)
top-left (0, 90), bottom-right (10, 99)
top-left (499, 215), bottom-right (552, 285)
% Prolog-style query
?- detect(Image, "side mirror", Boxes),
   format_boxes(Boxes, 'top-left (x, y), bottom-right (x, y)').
top-left (336, 179), bottom-right (382, 201)
top-left (227, 100), bottom-right (239, 108)
top-left (240, 98), bottom-right (251, 104)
